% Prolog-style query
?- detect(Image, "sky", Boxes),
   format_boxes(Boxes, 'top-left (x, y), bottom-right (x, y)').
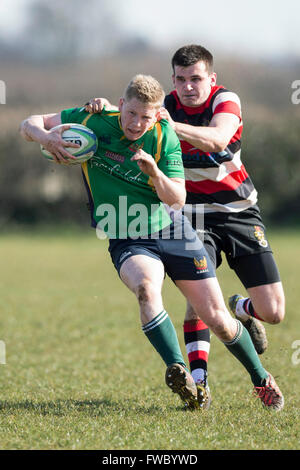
top-left (117, 0), bottom-right (300, 59)
top-left (0, 0), bottom-right (299, 59)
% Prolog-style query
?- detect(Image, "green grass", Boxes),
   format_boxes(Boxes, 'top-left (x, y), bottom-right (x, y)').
top-left (0, 228), bottom-right (299, 450)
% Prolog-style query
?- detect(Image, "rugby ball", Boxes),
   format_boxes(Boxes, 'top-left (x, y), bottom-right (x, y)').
top-left (41, 123), bottom-right (98, 164)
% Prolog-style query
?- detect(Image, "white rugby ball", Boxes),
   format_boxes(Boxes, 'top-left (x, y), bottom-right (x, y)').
top-left (41, 123), bottom-right (98, 164)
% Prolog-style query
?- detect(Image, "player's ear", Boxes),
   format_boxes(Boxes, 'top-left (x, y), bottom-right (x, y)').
top-left (210, 72), bottom-right (217, 86)
top-left (119, 98), bottom-right (124, 112)
top-left (155, 107), bottom-right (163, 121)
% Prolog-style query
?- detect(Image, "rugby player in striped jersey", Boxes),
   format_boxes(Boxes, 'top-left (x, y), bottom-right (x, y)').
top-left (158, 44), bottom-right (285, 410)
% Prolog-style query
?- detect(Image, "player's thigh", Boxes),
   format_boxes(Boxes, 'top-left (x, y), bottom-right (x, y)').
top-left (176, 277), bottom-right (237, 339)
top-left (175, 277), bottom-right (230, 323)
top-left (119, 254), bottom-right (165, 294)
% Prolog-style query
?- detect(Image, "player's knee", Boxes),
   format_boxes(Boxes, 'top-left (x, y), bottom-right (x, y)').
top-left (261, 298), bottom-right (285, 324)
top-left (268, 305), bottom-right (285, 324)
top-left (136, 281), bottom-right (158, 306)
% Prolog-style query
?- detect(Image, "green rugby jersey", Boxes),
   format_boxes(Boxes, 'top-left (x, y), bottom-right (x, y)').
top-left (61, 107), bottom-right (185, 238)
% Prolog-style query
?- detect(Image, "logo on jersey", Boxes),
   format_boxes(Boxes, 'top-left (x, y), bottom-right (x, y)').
top-left (254, 225), bottom-right (268, 248)
top-left (129, 142), bottom-right (144, 153)
top-left (193, 256), bottom-right (209, 272)
top-left (104, 151), bottom-right (125, 163)
top-left (99, 134), bottom-right (111, 144)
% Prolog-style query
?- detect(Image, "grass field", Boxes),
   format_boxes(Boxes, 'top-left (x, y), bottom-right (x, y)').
top-left (0, 228), bottom-right (299, 450)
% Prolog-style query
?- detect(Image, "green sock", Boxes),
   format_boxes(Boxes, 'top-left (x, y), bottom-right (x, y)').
top-left (142, 310), bottom-right (186, 369)
top-left (224, 320), bottom-right (268, 387)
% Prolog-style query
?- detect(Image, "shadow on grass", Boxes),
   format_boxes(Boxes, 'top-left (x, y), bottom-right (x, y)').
top-left (0, 398), bottom-right (183, 417)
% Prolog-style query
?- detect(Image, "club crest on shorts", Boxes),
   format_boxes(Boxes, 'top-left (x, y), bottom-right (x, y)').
top-left (193, 256), bottom-right (209, 272)
top-left (254, 225), bottom-right (268, 248)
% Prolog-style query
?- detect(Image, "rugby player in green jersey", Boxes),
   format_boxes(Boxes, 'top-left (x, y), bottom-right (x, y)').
top-left (20, 74), bottom-right (283, 411)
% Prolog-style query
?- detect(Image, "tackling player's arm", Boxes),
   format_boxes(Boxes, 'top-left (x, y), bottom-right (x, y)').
top-left (84, 98), bottom-right (118, 113)
top-left (19, 113), bottom-right (79, 163)
top-left (131, 149), bottom-right (186, 209)
top-left (157, 108), bottom-right (239, 153)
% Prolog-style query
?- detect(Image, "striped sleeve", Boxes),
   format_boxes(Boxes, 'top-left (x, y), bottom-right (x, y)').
top-left (212, 91), bottom-right (242, 121)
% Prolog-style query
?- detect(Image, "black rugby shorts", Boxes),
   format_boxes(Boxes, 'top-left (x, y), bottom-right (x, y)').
top-left (190, 205), bottom-right (281, 289)
top-left (108, 216), bottom-right (216, 282)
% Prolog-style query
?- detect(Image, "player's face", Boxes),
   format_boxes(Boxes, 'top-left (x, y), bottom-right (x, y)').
top-left (173, 61), bottom-right (216, 107)
top-left (119, 97), bottom-right (158, 141)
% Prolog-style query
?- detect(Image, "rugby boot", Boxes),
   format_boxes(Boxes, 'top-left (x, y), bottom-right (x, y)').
top-left (253, 373), bottom-right (284, 411)
top-left (229, 294), bottom-right (268, 354)
top-left (165, 363), bottom-right (199, 410)
top-left (196, 380), bottom-right (212, 409)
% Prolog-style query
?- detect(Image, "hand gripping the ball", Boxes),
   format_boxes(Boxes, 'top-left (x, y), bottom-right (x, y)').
top-left (41, 125), bottom-right (80, 164)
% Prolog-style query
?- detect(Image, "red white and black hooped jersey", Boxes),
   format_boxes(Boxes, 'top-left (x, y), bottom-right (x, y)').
top-left (164, 87), bottom-right (258, 214)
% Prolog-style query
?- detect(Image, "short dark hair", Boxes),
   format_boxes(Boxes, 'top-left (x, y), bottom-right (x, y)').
top-left (171, 45), bottom-right (214, 74)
